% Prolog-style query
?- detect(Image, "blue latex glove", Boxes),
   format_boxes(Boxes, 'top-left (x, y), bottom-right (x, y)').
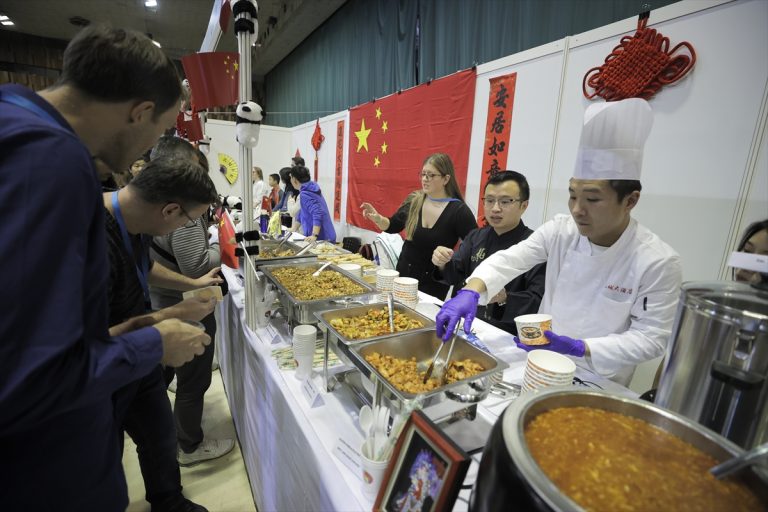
top-left (514, 330), bottom-right (586, 357)
top-left (435, 289), bottom-right (480, 341)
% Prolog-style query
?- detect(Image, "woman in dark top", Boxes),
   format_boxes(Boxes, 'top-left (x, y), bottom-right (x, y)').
top-left (360, 153), bottom-right (477, 299)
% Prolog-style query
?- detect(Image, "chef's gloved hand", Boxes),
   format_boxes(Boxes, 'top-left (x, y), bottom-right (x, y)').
top-left (435, 289), bottom-right (480, 341)
top-left (514, 330), bottom-right (586, 357)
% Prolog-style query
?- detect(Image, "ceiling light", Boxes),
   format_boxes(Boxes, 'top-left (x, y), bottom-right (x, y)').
top-left (145, 0), bottom-right (158, 7)
top-left (1, 21), bottom-right (14, 26)
top-left (0, 15), bottom-right (9, 21)
top-left (152, 40), bottom-right (161, 48)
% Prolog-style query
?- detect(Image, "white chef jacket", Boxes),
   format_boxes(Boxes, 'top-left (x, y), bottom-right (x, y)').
top-left (470, 214), bottom-right (682, 385)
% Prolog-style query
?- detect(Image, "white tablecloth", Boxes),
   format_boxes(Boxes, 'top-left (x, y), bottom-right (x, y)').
top-left (217, 266), bottom-right (635, 511)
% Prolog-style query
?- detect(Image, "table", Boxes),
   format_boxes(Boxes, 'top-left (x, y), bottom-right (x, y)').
top-left (216, 266), bottom-right (635, 511)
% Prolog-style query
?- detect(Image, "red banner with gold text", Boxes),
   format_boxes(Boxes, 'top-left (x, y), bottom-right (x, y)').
top-left (334, 120), bottom-right (344, 221)
top-left (346, 69), bottom-right (476, 229)
top-left (477, 73), bottom-right (517, 222)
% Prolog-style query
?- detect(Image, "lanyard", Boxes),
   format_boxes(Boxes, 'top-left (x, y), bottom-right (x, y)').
top-left (0, 90), bottom-right (61, 127)
top-left (111, 191), bottom-right (150, 303)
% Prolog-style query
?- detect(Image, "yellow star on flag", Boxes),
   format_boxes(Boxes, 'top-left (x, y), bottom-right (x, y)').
top-left (375, 107), bottom-right (382, 119)
top-left (355, 119), bottom-right (372, 152)
top-left (374, 156), bottom-right (381, 167)
top-left (381, 120), bottom-right (388, 133)
top-left (380, 142), bottom-right (388, 154)
top-left (234, 62), bottom-right (239, 72)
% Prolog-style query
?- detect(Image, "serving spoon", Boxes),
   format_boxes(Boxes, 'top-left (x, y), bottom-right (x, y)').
top-left (312, 261), bottom-right (333, 277)
top-left (710, 442), bottom-right (768, 479)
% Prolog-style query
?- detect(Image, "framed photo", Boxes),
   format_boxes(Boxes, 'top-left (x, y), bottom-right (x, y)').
top-left (374, 410), bottom-right (470, 512)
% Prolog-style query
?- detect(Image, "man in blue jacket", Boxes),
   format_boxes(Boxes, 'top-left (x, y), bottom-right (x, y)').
top-left (0, 25), bottom-right (209, 511)
top-left (289, 165), bottom-right (337, 242)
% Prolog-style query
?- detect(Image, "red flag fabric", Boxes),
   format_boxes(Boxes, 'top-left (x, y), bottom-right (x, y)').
top-left (218, 210), bottom-right (238, 269)
top-left (181, 52), bottom-right (239, 111)
top-left (176, 112), bottom-right (204, 142)
top-left (477, 73), bottom-right (517, 222)
top-left (219, 0), bottom-right (232, 32)
top-left (346, 69), bottom-right (476, 229)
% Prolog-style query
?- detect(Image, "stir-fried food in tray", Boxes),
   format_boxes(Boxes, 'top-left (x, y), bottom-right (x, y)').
top-left (329, 308), bottom-right (424, 340)
top-left (364, 352), bottom-right (485, 394)
top-left (270, 266), bottom-right (365, 300)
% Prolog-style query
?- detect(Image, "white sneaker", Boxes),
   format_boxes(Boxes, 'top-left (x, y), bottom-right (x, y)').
top-left (177, 438), bottom-right (235, 467)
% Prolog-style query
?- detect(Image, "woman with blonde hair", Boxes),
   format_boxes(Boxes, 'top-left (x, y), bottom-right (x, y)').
top-left (361, 153), bottom-right (477, 298)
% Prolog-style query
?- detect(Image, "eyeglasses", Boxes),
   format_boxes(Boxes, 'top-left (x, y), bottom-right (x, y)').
top-left (179, 205), bottom-right (198, 227)
top-left (419, 172), bottom-right (443, 181)
top-left (482, 197), bottom-right (522, 209)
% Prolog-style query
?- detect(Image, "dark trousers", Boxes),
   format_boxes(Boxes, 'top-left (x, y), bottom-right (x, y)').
top-left (164, 311), bottom-right (217, 453)
top-left (116, 365), bottom-right (182, 505)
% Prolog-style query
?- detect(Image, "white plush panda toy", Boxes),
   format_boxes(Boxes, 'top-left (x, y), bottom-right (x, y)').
top-left (235, 101), bottom-right (263, 148)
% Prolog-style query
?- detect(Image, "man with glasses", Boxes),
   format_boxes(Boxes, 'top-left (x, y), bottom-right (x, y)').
top-left (103, 156), bottom-right (221, 512)
top-left (436, 99), bottom-right (682, 386)
top-left (432, 171), bottom-right (545, 335)
top-left (149, 138), bottom-right (235, 467)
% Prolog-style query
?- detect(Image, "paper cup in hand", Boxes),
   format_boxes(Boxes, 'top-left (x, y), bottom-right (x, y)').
top-left (360, 440), bottom-right (389, 500)
top-left (514, 314), bottom-right (552, 345)
top-left (292, 324), bottom-right (317, 380)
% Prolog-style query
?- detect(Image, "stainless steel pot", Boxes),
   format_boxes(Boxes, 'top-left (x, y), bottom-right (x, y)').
top-left (655, 281), bottom-right (768, 449)
top-left (469, 389), bottom-right (768, 512)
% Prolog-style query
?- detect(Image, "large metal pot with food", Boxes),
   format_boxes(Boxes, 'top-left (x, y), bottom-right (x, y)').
top-left (469, 388), bottom-right (767, 512)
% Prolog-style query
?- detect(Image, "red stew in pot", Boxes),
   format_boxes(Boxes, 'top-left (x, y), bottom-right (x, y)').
top-left (524, 407), bottom-right (762, 512)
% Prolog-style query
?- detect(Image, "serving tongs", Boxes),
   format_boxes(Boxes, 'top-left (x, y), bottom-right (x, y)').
top-left (422, 322), bottom-right (461, 384)
top-left (295, 239), bottom-right (317, 256)
top-left (386, 293), bottom-right (395, 333)
top-left (710, 442), bottom-right (768, 479)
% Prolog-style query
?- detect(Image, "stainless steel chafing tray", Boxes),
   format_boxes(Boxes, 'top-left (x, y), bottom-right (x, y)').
top-left (241, 239), bottom-right (318, 269)
top-left (260, 261), bottom-right (377, 325)
top-left (315, 302), bottom-right (435, 346)
top-left (347, 330), bottom-right (509, 411)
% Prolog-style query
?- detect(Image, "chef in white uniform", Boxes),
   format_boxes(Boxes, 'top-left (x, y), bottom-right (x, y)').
top-left (436, 98), bottom-right (682, 385)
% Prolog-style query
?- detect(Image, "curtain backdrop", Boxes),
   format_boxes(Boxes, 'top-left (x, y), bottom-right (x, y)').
top-left (264, 0), bottom-right (678, 128)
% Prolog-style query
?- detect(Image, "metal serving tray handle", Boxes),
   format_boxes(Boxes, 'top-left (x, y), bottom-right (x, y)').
top-left (348, 330), bottom-right (509, 407)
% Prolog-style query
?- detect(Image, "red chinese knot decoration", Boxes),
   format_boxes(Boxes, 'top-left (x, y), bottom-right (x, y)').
top-left (583, 15), bottom-right (696, 101)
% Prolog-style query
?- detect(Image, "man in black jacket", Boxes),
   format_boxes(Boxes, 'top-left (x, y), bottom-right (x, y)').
top-left (432, 171), bottom-right (545, 335)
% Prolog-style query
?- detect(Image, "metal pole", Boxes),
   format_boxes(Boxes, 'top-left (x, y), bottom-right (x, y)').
top-left (233, 0), bottom-right (259, 330)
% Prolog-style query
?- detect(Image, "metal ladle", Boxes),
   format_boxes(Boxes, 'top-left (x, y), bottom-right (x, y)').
top-left (710, 442), bottom-right (768, 479)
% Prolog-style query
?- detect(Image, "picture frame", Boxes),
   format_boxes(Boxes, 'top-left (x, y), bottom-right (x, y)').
top-left (374, 410), bottom-right (470, 512)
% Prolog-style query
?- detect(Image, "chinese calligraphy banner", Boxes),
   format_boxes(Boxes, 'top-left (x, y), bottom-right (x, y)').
top-left (477, 73), bottom-right (517, 222)
top-left (334, 120), bottom-right (344, 221)
top-left (346, 69), bottom-right (476, 229)
top-left (181, 52), bottom-right (239, 111)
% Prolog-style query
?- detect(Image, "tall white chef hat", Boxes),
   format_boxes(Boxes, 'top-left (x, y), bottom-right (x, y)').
top-left (573, 98), bottom-right (653, 181)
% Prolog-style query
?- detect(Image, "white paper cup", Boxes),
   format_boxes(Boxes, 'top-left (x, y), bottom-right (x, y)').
top-left (524, 350), bottom-right (575, 389)
top-left (514, 314), bottom-right (553, 346)
top-left (360, 440), bottom-right (389, 500)
top-left (293, 325), bottom-right (317, 380)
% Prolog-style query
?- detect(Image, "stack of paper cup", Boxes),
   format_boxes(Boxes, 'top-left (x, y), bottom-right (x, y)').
top-left (338, 263), bottom-right (362, 278)
top-left (292, 324), bottom-right (317, 380)
top-left (522, 350), bottom-right (575, 392)
top-left (376, 269), bottom-right (399, 301)
top-left (393, 277), bottom-right (419, 308)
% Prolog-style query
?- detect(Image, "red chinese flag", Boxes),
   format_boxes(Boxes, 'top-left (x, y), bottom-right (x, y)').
top-left (346, 69), bottom-right (476, 229)
top-left (218, 210), bottom-right (239, 269)
top-left (181, 52), bottom-right (239, 111)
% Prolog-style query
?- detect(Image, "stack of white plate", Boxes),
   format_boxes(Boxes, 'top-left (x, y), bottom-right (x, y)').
top-left (337, 263), bottom-right (362, 277)
top-left (522, 350), bottom-right (575, 392)
top-left (392, 276), bottom-right (418, 308)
